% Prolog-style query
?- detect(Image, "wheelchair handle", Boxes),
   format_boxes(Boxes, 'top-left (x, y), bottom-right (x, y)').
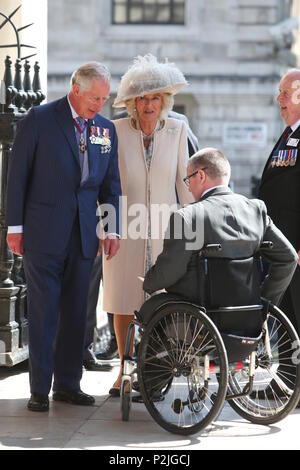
top-left (199, 244), bottom-right (222, 256)
top-left (259, 241), bottom-right (273, 250)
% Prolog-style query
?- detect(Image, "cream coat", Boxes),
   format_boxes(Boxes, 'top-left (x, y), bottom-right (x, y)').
top-left (102, 117), bottom-right (194, 313)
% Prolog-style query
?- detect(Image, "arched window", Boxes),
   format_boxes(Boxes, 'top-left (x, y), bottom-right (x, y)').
top-left (112, 0), bottom-right (185, 25)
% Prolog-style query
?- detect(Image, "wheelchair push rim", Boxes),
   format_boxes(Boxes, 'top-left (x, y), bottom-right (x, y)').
top-left (137, 303), bottom-right (229, 435)
top-left (228, 304), bottom-right (300, 425)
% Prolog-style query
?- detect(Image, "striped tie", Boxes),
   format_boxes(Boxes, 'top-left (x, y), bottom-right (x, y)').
top-left (276, 126), bottom-right (292, 151)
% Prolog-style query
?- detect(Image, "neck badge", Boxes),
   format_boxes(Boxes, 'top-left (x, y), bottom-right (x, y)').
top-left (73, 118), bottom-right (87, 153)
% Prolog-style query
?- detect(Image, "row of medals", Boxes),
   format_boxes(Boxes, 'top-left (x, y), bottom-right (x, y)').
top-left (271, 149), bottom-right (298, 168)
top-left (79, 127), bottom-right (111, 154)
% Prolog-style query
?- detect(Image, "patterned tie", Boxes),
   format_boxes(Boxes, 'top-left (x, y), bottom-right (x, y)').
top-left (74, 117), bottom-right (89, 182)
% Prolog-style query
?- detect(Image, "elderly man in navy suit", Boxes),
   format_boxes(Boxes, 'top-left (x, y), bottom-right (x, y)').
top-left (6, 62), bottom-right (121, 411)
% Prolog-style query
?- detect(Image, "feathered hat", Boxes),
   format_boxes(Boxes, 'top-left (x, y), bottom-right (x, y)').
top-left (113, 54), bottom-right (187, 108)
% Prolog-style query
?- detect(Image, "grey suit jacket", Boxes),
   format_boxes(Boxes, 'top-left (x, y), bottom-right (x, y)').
top-left (143, 187), bottom-right (298, 306)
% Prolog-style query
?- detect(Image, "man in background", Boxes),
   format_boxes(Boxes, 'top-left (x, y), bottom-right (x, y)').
top-left (259, 69), bottom-right (300, 337)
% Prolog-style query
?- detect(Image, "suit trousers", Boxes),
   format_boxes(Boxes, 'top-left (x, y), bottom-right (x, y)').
top-left (84, 253), bottom-right (116, 362)
top-left (84, 252), bottom-right (102, 360)
top-left (23, 217), bottom-right (94, 396)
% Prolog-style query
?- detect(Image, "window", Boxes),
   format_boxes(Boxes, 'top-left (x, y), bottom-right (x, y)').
top-left (112, 0), bottom-right (185, 25)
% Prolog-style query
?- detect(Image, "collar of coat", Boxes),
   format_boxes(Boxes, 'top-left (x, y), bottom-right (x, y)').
top-left (199, 185), bottom-right (232, 202)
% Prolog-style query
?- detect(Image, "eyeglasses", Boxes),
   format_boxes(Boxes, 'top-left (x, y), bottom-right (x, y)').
top-left (183, 168), bottom-right (207, 187)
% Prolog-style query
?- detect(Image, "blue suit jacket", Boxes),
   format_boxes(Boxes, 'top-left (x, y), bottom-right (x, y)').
top-left (6, 96), bottom-right (121, 259)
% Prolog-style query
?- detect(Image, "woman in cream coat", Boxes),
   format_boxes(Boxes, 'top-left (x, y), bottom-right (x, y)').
top-left (102, 55), bottom-right (194, 393)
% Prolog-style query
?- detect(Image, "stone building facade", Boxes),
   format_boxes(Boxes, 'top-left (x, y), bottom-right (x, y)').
top-left (46, 0), bottom-right (299, 195)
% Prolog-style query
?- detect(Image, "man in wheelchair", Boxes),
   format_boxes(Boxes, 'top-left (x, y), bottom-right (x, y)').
top-left (140, 149), bottom-right (299, 402)
top-left (143, 147), bottom-right (298, 318)
top-left (121, 148), bottom-right (300, 434)
top-left (121, 149), bottom-right (300, 432)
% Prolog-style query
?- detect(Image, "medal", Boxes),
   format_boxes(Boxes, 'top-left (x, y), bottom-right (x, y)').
top-left (271, 154), bottom-right (278, 168)
top-left (89, 126), bottom-right (101, 144)
top-left (285, 151), bottom-right (290, 167)
top-left (290, 149), bottom-right (298, 166)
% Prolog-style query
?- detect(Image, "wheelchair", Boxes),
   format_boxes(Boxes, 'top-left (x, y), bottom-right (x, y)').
top-left (119, 243), bottom-right (300, 435)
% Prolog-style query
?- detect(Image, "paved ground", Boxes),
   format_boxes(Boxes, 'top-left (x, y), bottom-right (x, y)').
top-left (0, 361), bottom-right (299, 451)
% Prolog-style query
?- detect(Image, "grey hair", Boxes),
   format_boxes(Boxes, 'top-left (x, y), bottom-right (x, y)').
top-left (281, 68), bottom-right (300, 80)
top-left (70, 62), bottom-right (111, 91)
top-left (125, 93), bottom-right (174, 120)
top-left (189, 148), bottom-right (231, 180)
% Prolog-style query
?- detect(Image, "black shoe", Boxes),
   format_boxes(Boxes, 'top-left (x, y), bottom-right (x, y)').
top-left (53, 389), bottom-right (95, 406)
top-left (108, 386), bottom-right (120, 397)
top-left (27, 393), bottom-right (49, 412)
top-left (83, 359), bottom-right (112, 371)
top-left (96, 339), bottom-right (119, 361)
top-left (132, 380), bottom-right (140, 392)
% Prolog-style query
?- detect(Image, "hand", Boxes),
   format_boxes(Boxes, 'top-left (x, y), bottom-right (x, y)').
top-left (7, 233), bottom-right (24, 256)
top-left (103, 235), bottom-right (120, 261)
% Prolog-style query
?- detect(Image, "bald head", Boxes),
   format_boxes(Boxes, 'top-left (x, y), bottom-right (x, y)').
top-left (189, 148), bottom-right (231, 182)
top-left (187, 148), bottom-right (231, 200)
top-left (277, 69), bottom-right (300, 126)
top-left (281, 69), bottom-right (300, 84)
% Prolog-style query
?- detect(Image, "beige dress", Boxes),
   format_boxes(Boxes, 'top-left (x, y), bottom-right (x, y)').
top-left (102, 117), bottom-right (194, 314)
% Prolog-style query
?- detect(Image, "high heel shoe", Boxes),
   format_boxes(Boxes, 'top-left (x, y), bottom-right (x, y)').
top-left (108, 386), bottom-right (120, 397)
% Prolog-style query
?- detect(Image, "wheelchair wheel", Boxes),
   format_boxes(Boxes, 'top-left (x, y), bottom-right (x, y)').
top-left (228, 304), bottom-right (300, 425)
top-left (137, 303), bottom-right (229, 435)
top-left (121, 379), bottom-right (131, 422)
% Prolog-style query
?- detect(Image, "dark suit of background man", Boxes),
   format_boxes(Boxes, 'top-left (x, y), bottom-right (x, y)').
top-left (259, 69), bottom-right (300, 337)
top-left (144, 148), bottom-right (297, 311)
top-left (6, 62), bottom-right (121, 412)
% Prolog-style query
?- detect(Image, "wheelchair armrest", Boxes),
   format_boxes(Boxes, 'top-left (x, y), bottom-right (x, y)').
top-left (207, 304), bottom-right (263, 314)
top-left (199, 244), bottom-right (222, 257)
top-left (259, 241), bottom-right (273, 250)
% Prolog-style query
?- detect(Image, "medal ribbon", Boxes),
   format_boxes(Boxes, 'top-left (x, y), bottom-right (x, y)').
top-left (268, 126), bottom-right (292, 170)
top-left (73, 117), bottom-right (87, 153)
